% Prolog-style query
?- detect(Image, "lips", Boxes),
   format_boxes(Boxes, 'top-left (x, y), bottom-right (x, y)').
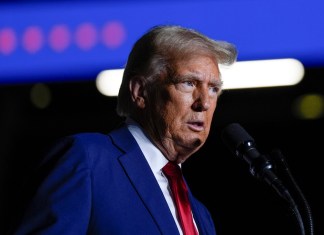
top-left (187, 121), bottom-right (204, 131)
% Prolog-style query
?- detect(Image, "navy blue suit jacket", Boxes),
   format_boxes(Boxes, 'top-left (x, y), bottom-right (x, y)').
top-left (13, 125), bottom-right (216, 235)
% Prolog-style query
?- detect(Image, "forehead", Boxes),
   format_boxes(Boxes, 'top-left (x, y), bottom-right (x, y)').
top-left (173, 55), bottom-right (220, 80)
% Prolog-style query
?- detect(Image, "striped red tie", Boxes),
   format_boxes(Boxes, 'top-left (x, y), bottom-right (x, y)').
top-left (163, 161), bottom-right (198, 235)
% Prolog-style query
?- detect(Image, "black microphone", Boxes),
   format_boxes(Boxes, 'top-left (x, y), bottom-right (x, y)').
top-left (221, 123), bottom-right (290, 201)
top-left (221, 123), bottom-right (313, 235)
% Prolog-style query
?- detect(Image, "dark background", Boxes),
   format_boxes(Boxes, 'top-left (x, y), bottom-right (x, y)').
top-left (1, 0), bottom-right (323, 235)
top-left (1, 68), bottom-right (323, 235)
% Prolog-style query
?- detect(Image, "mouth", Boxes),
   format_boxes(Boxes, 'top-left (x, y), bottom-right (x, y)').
top-left (187, 121), bottom-right (205, 131)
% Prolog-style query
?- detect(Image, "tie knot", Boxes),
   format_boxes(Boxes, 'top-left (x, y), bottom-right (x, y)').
top-left (162, 161), bottom-right (182, 179)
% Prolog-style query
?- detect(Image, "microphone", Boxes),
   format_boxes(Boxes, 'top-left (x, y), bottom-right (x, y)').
top-left (221, 123), bottom-right (313, 235)
top-left (221, 123), bottom-right (290, 201)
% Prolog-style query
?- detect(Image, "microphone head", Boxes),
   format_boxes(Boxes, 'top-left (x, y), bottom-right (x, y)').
top-left (221, 123), bottom-right (255, 157)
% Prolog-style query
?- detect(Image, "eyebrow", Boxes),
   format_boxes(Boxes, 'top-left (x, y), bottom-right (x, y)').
top-left (174, 72), bottom-right (223, 88)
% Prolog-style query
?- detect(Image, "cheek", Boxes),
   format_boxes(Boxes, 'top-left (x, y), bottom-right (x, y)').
top-left (208, 100), bottom-right (217, 115)
top-left (158, 89), bottom-right (192, 112)
top-left (172, 91), bottom-right (193, 107)
top-left (162, 101), bottom-right (185, 121)
top-left (158, 98), bottom-right (190, 130)
top-left (168, 95), bottom-right (192, 115)
top-left (210, 99), bottom-right (218, 112)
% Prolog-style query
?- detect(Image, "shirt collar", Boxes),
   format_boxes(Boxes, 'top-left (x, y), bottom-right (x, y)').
top-left (125, 117), bottom-right (169, 174)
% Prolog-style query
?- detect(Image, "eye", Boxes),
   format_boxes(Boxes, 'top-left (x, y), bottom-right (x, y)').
top-left (210, 86), bottom-right (218, 93)
top-left (209, 85), bottom-right (221, 96)
top-left (175, 80), bottom-right (196, 92)
top-left (183, 80), bottom-right (195, 87)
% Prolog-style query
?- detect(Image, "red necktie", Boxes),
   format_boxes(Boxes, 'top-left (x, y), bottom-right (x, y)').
top-left (163, 161), bottom-right (199, 235)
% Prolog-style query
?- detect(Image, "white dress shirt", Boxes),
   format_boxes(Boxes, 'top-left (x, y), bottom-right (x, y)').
top-left (126, 118), bottom-right (198, 235)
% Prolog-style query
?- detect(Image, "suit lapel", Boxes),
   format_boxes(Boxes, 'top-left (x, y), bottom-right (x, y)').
top-left (189, 190), bottom-right (205, 235)
top-left (109, 126), bottom-right (179, 234)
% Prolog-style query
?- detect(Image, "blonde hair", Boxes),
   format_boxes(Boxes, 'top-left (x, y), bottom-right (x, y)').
top-left (116, 25), bottom-right (237, 117)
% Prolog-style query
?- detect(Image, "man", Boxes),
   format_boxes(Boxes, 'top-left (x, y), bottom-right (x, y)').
top-left (12, 25), bottom-right (237, 234)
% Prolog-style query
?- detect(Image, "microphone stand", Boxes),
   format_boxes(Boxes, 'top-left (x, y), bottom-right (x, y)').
top-left (268, 149), bottom-right (314, 235)
top-left (221, 123), bottom-right (314, 235)
top-left (247, 152), bottom-right (306, 235)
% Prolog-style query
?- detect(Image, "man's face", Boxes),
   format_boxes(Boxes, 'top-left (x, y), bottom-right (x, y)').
top-left (146, 55), bottom-right (222, 162)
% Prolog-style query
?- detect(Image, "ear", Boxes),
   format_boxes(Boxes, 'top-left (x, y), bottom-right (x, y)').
top-left (129, 76), bottom-right (146, 109)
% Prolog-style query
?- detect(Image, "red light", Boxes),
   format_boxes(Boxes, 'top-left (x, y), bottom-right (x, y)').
top-left (49, 24), bottom-right (71, 52)
top-left (0, 28), bottom-right (17, 55)
top-left (75, 23), bottom-right (97, 50)
top-left (23, 26), bottom-right (44, 54)
top-left (102, 21), bottom-right (126, 49)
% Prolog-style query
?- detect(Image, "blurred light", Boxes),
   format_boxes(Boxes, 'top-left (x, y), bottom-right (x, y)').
top-left (220, 58), bottom-right (304, 89)
top-left (75, 23), bottom-right (98, 50)
top-left (102, 21), bottom-right (126, 48)
top-left (95, 58), bottom-right (305, 96)
top-left (1, 0), bottom-right (324, 83)
top-left (30, 83), bottom-right (52, 109)
top-left (0, 28), bottom-right (16, 55)
top-left (96, 69), bottom-right (123, 96)
top-left (23, 26), bottom-right (44, 53)
top-left (292, 93), bottom-right (324, 120)
top-left (49, 25), bottom-right (71, 52)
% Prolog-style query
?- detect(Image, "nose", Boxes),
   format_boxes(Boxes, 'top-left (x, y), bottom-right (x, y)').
top-left (192, 88), bottom-right (211, 111)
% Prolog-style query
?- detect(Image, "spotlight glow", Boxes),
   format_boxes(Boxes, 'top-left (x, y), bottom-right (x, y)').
top-left (220, 58), bottom-right (304, 89)
top-left (96, 58), bottom-right (305, 97)
top-left (96, 69), bottom-right (123, 96)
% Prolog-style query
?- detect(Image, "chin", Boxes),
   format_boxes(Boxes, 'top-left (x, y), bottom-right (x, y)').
top-left (183, 138), bottom-right (203, 150)
top-left (192, 138), bottom-right (203, 147)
